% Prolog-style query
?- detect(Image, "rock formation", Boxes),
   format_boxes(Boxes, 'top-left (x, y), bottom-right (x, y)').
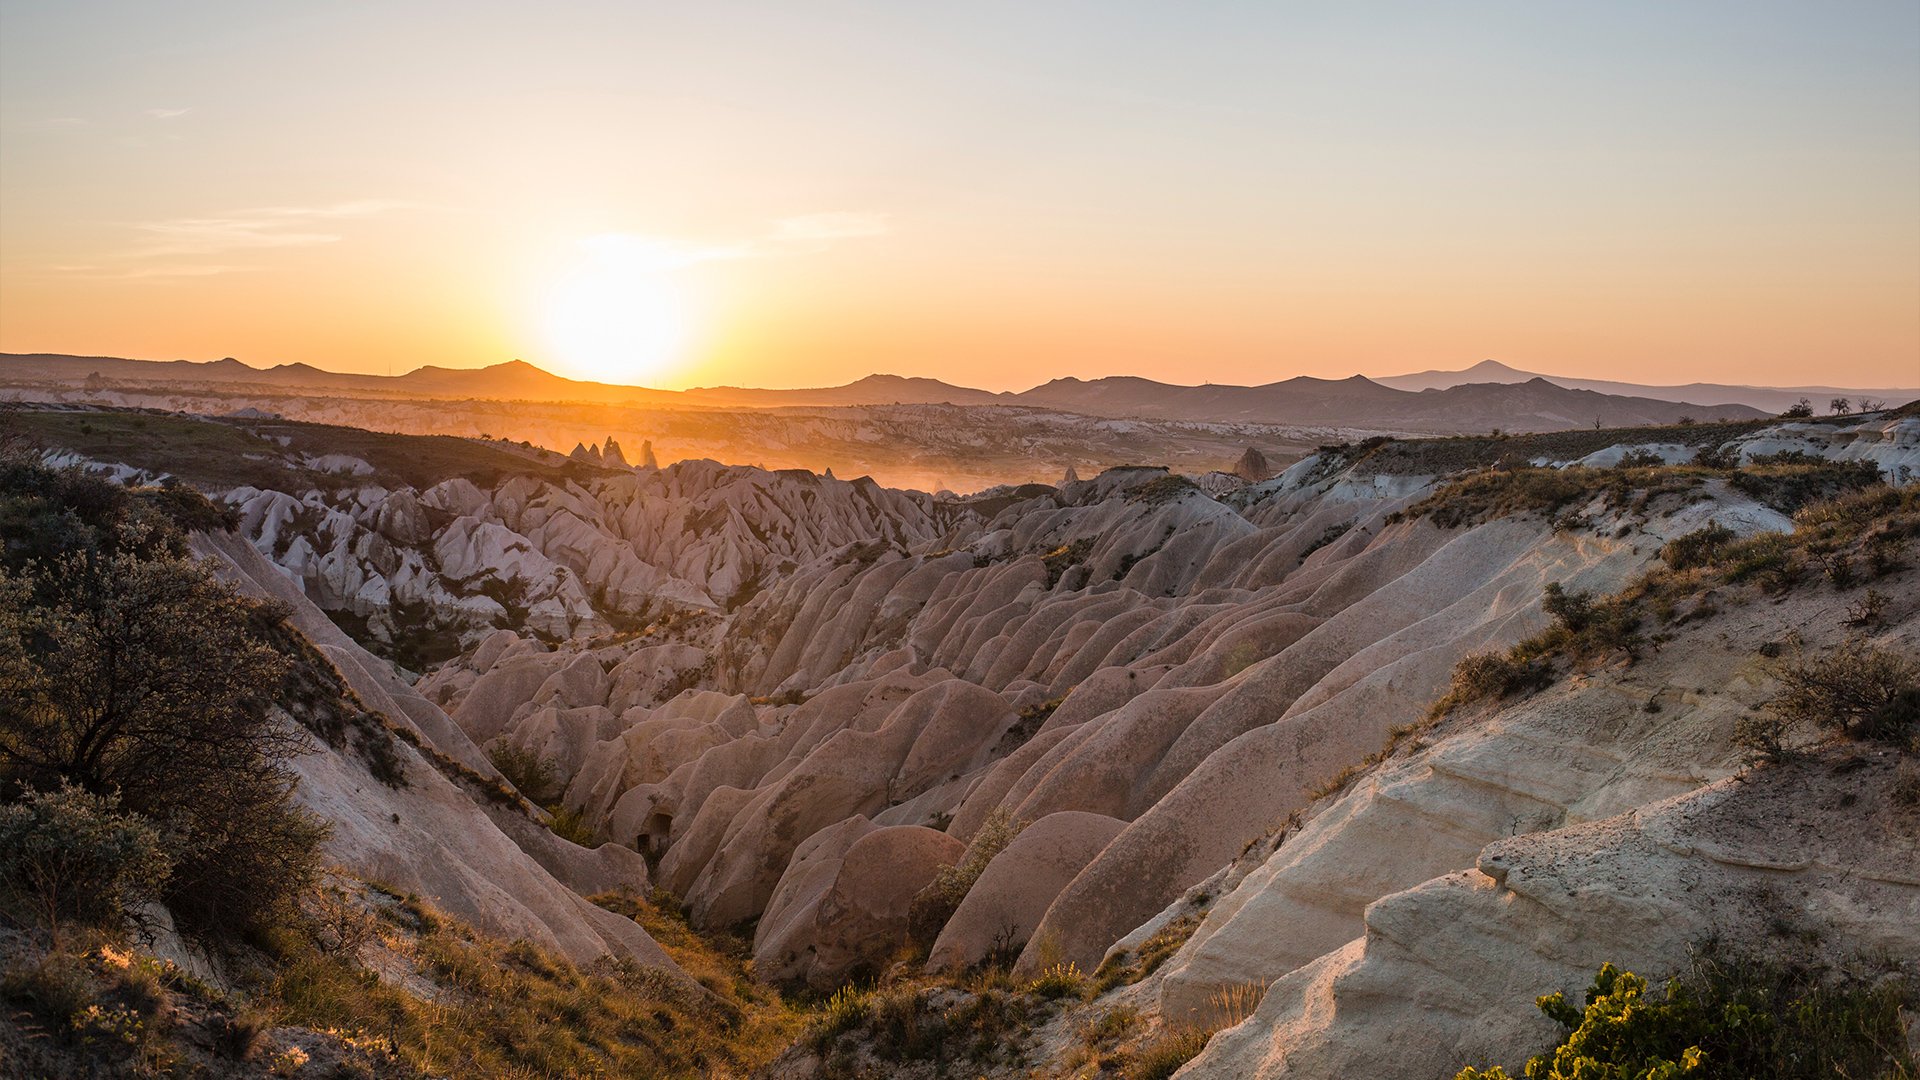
top-left (31, 400), bottom-right (1920, 1072)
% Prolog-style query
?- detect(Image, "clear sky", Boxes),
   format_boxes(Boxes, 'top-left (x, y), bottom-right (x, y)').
top-left (2, 1), bottom-right (1916, 390)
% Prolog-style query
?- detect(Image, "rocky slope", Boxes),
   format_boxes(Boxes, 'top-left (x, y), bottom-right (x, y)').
top-left (187, 527), bottom-right (680, 978)
top-left (15, 399), bottom-right (1920, 1075)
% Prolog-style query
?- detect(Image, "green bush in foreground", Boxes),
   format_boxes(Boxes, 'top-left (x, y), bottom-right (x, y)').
top-left (1457, 959), bottom-right (1916, 1080)
top-left (0, 786), bottom-right (170, 949)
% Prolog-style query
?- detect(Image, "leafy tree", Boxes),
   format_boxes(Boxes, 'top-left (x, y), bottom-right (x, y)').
top-left (1830, 397), bottom-right (1852, 415)
top-left (0, 459), bottom-right (326, 934)
top-left (1781, 398), bottom-right (1814, 419)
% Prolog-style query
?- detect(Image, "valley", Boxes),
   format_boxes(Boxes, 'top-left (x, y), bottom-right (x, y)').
top-left (2, 397), bottom-right (1915, 1077)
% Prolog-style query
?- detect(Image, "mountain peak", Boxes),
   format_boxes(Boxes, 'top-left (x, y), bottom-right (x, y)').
top-left (1465, 359), bottom-right (1527, 376)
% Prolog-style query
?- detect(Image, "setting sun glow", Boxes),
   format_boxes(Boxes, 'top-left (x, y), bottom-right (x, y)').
top-left (541, 236), bottom-right (692, 386)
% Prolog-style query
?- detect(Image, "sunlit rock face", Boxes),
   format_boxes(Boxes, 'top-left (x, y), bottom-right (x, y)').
top-left (124, 408), bottom-right (1914, 1071)
top-left (1178, 758), bottom-right (1920, 1079)
top-left (221, 458), bottom-right (971, 662)
top-left (187, 530), bottom-right (685, 981)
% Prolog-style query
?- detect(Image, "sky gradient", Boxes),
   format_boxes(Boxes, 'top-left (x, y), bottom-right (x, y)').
top-left (2, 1), bottom-right (1917, 390)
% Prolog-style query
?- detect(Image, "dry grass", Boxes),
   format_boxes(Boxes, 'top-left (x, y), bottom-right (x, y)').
top-left (258, 883), bottom-right (804, 1079)
top-left (1092, 912), bottom-right (1204, 994)
top-left (1127, 1026), bottom-right (1214, 1080)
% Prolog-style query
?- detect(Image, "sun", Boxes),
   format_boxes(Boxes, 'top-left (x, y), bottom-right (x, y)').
top-left (541, 235), bottom-right (693, 385)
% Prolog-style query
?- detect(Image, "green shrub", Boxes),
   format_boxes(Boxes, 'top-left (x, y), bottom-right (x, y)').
top-left (1430, 652), bottom-right (1552, 718)
top-left (1661, 523), bottom-right (1735, 571)
top-left (1768, 638), bottom-right (1920, 743)
top-left (1025, 961), bottom-right (1086, 1000)
top-left (1093, 912), bottom-right (1205, 993)
top-left (1130, 474), bottom-right (1196, 506)
top-left (810, 983), bottom-right (1033, 1068)
top-left (1729, 459), bottom-right (1883, 514)
top-left (909, 809), bottom-right (1023, 945)
top-left (1538, 583), bottom-right (1644, 661)
top-left (1456, 958), bottom-right (1916, 1080)
top-left (1083, 1003), bottom-right (1139, 1045)
top-left (489, 744), bottom-right (563, 805)
top-left (546, 804), bottom-right (599, 846)
top-left (1720, 532), bottom-right (1802, 591)
top-left (1, 952), bottom-right (95, 1029)
top-left (1407, 467), bottom-right (1597, 530)
top-left (0, 786), bottom-right (171, 948)
top-left (811, 984), bottom-right (871, 1046)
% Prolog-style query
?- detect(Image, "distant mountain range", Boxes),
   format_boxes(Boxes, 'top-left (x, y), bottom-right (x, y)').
top-left (1376, 358), bottom-right (1918, 414)
top-left (11, 351), bottom-right (1911, 434)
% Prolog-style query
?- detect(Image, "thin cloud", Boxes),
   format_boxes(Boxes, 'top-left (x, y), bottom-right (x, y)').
top-left (579, 211), bottom-right (887, 272)
top-left (770, 211), bottom-right (890, 243)
top-left (579, 233), bottom-right (749, 271)
top-left (120, 200), bottom-right (415, 259)
top-left (57, 263), bottom-right (261, 280)
top-left (145, 107), bottom-right (191, 119)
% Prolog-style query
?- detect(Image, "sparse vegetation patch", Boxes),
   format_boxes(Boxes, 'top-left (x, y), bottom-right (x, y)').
top-left (1456, 956), bottom-right (1916, 1080)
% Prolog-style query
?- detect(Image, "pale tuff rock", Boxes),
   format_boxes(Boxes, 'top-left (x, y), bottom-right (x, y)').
top-left (222, 458), bottom-right (967, 654)
top-left (754, 816), bottom-right (881, 984)
top-left (188, 531), bottom-right (685, 980)
top-left (1179, 758), bottom-right (1920, 1078)
top-left (130, 410), bottom-right (1915, 1060)
top-left (802, 826), bottom-right (965, 989)
top-left (928, 811), bottom-right (1126, 975)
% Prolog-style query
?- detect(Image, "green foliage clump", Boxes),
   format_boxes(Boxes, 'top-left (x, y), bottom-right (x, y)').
top-left (1616, 449), bottom-right (1668, 469)
top-left (812, 984), bottom-right (872, 1046)
top-left (1728, 458), bottom-right (1884, 514)
top-left (0, 457), bottom-right (326, 937)
top-left (1660, 523), bottom-right (1735, 571)
top-left (488, 744), bottom-right (602, 845)
top-left (1767, 637), bottom-right (1919, 745)
top-left (1025, 961), bottom-right (1086, 1000)
top-left (489, 743), bottom-right (564, 805)
top-left (1539, 582), bottom-right (1644, 661)
top-left (810, 983), bottom-right (1034, 1073)
top-left (1041, 537), bottom-right (1093, 588)
top-left (1429, 581), bottom-right (1648, 720)
top-left (1406, 467), bottom-right (1600, 530)
top-left (0, 786), bottom-right (170, 948)
top-left (1130, 473), bottom-right (1197, 506)
top-left (994, 694), bottom-right (1065, 758)
top-left (1457, 958), bottom-right (1916, 1080)
top-left (908, 809), bottom-right (1024, 945)
top-left (1430, 651), bottom-right (1554, 718)
top-left (1093, 912), bottom-right (1204, 993)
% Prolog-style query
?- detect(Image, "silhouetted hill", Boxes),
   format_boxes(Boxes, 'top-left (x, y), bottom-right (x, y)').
top-left (0, 352), bottom-right (1776, 430)
top-left (1380, 358), bottom-right (1918, 413)
top-left (682, 373), bottom-right (1001, 407)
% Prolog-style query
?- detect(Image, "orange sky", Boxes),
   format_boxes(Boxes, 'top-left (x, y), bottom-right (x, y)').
top-left (2, 3), bottom-right (1917, 391)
